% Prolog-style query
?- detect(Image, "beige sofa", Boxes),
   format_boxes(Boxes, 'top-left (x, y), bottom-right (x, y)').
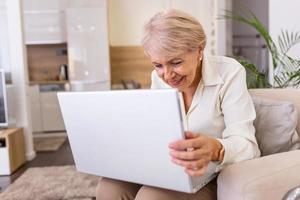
top-left (217, 89), bottom-right (300, 200)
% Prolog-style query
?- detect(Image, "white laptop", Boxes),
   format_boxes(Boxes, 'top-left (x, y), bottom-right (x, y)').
top-left (57, 89), bottom-right (217, 193)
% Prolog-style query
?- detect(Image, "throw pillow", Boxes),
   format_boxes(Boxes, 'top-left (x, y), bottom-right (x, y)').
top-left (252, 96), bottom-right (300, 156)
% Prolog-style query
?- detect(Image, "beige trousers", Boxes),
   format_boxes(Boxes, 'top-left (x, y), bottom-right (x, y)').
top-left (96, 177), bottom-right (217, 200)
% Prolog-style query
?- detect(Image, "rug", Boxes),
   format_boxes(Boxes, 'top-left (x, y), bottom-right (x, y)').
top-left (34, 137), bottom-right (67, 152)
top-left (0, 165), bottom-right (100, 200)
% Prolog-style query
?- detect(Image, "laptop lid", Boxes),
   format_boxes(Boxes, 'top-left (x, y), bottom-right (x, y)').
top-left (58, 89), bottom-right (214, 193)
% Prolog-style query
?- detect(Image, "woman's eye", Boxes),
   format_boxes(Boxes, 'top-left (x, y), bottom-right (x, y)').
top-left (154, 64), bottom-right (162, 68)
top-left (172, 61), bottom-right (182, 67)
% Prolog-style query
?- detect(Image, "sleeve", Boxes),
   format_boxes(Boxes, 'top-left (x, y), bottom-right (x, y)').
top-left (215, 65), bottom-right (261, 172)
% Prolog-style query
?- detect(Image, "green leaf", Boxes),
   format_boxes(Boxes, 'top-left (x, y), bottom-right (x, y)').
top-left (221, 6), bottom-right (300, 88)
top-left (233, 56), bottom-right (271, 88)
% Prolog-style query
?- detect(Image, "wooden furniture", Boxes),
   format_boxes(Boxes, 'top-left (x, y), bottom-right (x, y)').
top-left (0, 128), bottom-right (26, 175)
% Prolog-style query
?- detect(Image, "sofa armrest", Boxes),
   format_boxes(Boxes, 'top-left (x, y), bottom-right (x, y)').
top-left (217, 150), bottom-right (300, 200)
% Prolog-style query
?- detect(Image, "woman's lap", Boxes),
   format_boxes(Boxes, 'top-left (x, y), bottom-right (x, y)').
top-left (96, 177), bottom-right (217, 200)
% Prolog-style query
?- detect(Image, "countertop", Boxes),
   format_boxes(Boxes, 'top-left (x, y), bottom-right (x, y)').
top-left (29, 80), bottom-right (69, 85)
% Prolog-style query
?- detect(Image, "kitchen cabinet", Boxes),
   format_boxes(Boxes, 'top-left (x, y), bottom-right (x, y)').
top-left (66, 0), bottom-right (110, 91)
top-left (23, 10), bottom-right (66, 44)
top-left (22, 0), bottom-right (66, 44)
top-left (29, 85), bottom-right (65, 132)
top-left (40, 91), bottom-right (65, 132)
top-left (28, 85), bottom-right (43, 132)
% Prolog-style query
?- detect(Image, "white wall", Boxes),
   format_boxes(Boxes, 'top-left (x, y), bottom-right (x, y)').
top-left (6, 0), bottom-right (35, 161)
top-left (0, 0), bottom-right (10, 72)
top-left (269, 0), bottom-right (300, 59)
top-left (108, 0), bottom-right (166, 46)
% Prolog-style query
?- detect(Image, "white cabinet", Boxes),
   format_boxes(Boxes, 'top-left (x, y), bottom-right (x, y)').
top-left (23, 10), bottom-right (66, 44)
top-left (28, 85), bottom-right (43, 132)
top-left (29, 85), bottom-right (65, 132)
top-left (66, 1), bottom-right (111, 91)
top-left (40, 91), bottom-right (65, 132)
top-left (22, 0), bottom-right (66, 44)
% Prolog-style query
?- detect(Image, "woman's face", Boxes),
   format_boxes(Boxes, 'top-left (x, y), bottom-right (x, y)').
top-left (150, 49), bottom-right (202, 92)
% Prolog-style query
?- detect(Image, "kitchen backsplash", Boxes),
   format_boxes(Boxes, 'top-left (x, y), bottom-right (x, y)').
top-left (27, 43), bottom-right (68, 82)
top-left (27, 44), bottom-right (153, 88)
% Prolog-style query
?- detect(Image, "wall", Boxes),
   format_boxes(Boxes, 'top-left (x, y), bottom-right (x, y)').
top-left (7, 0), bottom-right (35, 161)
top-left (108, 0), bottom-right (166, 46)
top-left (269, 0), bottom-right (300, 59)
top-left (0, 0), bottom-right (10, 72)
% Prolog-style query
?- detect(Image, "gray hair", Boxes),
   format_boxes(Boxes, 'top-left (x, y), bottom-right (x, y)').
top-left (141, 9), bottom-right (206, 58)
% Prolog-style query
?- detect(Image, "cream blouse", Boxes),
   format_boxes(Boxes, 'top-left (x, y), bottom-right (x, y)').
top-left (150, 54), bottom-right (261, 171)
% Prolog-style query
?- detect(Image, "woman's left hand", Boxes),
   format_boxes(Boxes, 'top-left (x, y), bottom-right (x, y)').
top-left (169, 131), bottom-right (222, 176)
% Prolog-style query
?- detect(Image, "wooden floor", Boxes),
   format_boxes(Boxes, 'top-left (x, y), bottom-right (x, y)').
top-left (0, 139), bottom-right (74, 193)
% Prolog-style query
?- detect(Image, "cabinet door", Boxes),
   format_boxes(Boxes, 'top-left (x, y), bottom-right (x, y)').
top-left (40, 92), bottom-right (65, 132)
top-left (23, 11), bottom-right (66, 44)
top-left (66, 4), bottom-right (110, 83)
top-left (23, 0), bottom-right (64, 11)
top-left (28, 85), bottom-right (43, 132)
top-left (22, 0), bottom-right (66, 44)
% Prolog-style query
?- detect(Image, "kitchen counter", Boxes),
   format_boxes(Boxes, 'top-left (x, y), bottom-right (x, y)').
top-left (29, 80), bottom-right (69, 85)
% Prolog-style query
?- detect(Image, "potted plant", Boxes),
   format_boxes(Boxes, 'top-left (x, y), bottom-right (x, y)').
top-left (223, 8), bottom-right (300, 88)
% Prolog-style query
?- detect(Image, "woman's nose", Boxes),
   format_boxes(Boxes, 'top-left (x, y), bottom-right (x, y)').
top-left (163, 67), bottom-right (173, 80)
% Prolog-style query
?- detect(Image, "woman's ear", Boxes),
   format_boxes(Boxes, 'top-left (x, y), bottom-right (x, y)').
top-left (197, 45), bottom-right (204, 60)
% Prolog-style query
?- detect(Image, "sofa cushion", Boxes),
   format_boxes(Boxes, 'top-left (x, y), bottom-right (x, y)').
top-left (252, 96), bottom-right (300, 156)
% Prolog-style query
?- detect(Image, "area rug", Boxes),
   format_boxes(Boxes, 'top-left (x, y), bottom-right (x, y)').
top-left (0, 165), bottom-right (100, 200)
top-left (34, 137), bottom-right (67, 152)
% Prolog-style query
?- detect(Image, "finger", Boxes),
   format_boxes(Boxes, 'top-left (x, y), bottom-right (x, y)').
top-left (169, 138), bottom-right (203, 150)
top-left (185, 165), bottom-right (208, 176)
top-left (169, 149), bottom-right (204, 160)
top-left (171, 158), bottom-right (208, 169)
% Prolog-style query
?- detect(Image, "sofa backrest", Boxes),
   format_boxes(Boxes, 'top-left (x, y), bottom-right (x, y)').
top-left (249, 89), bottom-right (300, 137)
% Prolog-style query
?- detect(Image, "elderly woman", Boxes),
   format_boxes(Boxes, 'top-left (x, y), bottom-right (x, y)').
top-left (96, 9), bottom-right (260, 200)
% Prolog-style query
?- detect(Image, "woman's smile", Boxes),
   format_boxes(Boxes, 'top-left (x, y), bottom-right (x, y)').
top-left (168, 76), bottom-right (185, 87)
